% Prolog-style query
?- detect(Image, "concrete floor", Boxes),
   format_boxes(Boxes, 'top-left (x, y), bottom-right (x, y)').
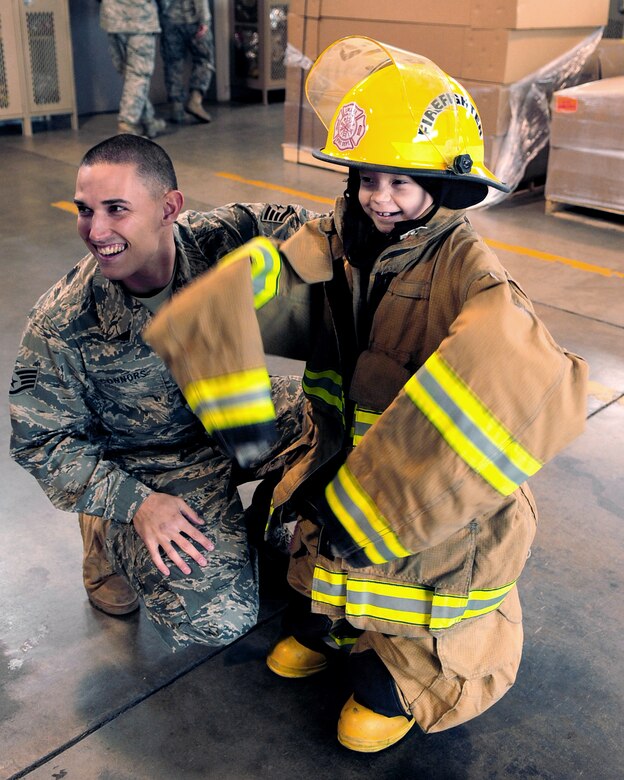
top-left (0, 104), bottom-right (622, 780)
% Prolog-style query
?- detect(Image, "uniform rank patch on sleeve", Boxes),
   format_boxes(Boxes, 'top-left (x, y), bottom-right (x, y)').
top-left (261, 205), bottom-right (292, 223)
top-left (9, 367), bottom-right (39, 395)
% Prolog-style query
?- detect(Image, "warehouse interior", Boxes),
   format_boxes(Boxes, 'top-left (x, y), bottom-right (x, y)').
top-left (0, 1), bottom-right (623, 778)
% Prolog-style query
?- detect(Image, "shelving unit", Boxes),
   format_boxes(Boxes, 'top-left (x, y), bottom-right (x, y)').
top-left (232, 0), bottom-right (289, 104)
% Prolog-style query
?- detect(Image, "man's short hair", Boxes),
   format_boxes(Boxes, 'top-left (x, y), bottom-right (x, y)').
top-left (80, 134), bottom-right (178, 194)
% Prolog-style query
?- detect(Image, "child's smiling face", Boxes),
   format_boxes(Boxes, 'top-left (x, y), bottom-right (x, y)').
top-left (358, 170), bottom-right (434, 233)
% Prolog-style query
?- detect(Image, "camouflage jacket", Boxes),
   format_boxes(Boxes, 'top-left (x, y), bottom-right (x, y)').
top-left (158, 0), bottom-right (210, 25)
top-left (100, 0), bottom-right (161, 34)
top-left (9, 203), bottom-right (315, 524)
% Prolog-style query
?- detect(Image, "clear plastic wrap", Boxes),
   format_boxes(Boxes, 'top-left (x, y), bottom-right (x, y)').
top-left (478, 27), bottom-right (603, 208)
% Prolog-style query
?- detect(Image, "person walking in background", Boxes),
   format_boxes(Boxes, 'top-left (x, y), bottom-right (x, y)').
top-left (99, 0), bottom-right (167, 138)
top-left (158, 0), bottom-right (215, 124)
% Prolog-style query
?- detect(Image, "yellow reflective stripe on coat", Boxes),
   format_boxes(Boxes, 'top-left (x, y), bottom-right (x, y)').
top-left (184, 367), bottom-right (275, 432)
top-left (405, 351), bottom-right (542, 496)
top-left (302, 367), bottom-right (344, 415)
top-left (311, 565), bottom-right (515, 631)
top-left (325, 465), bottom-right (411, 564)
top-left (311, 566), bottom-right (347, 607)
top-left (218, 236), bottom-right (281, 309)
top-left (352, 406), bottom-right (381, 445)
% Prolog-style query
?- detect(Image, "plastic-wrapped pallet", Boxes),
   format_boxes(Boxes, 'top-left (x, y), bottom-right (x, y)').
top-left (545, 76), bottom-right (624, 215)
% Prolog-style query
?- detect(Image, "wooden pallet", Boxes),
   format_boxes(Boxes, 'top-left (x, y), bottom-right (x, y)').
top-left (545, 199), bottom-right (624, 232)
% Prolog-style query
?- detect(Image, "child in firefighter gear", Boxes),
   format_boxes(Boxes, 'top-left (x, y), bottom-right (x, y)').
top-left (144, 37), bottom-right (588, 748)
top-left (9, 133), bottom-right (316, 648)
top-left (158, 0), bottom-right (215, 124)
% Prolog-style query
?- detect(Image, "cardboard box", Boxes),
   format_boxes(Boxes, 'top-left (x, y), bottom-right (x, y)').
top-left (573, 36), bottom-right (624, 83)
top-left (283, 100), bottom-right (326, 150)
top-left (462, 27), bottom-right (599, 83)
top-left (289, 13), bottom-right (599, 84)
top-left (463, 80), bottom-right (512, 135)
top-left (284, 66), bottom-right (325, 149)
top-left (545, 146), bottom-right (624, 212)
top-left (288, 15), bottom-right (466, 76)
top-left (595, 38), bottom-right (624, 77)
top-left (289, 0), bottom-right (472, 27)
top-left (470, 0), bottom-right (609, 30)
top-left (550, 76), bottom-right (624, 152)
top-left (289, 1), bottom-right (610, 30)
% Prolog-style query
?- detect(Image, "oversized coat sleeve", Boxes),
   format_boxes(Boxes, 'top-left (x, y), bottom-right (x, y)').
top-left (144, 221), bottom-right (335, 465)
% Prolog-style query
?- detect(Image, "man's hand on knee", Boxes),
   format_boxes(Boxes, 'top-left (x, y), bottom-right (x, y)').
top-left (132, 492), bottom-right (214, 577)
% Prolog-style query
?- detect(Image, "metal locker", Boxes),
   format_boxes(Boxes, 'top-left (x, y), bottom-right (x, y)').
top-left (0, 0), bottom-right (77, 136)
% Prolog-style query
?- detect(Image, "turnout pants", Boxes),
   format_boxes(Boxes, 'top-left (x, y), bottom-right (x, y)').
top-left (287, 520), bottom-right (523, 733)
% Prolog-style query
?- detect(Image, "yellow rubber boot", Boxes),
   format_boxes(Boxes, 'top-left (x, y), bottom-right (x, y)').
top-left (337, 695), bottom-right (416, 753)
top-left (79, 513), bottom-right (139, 616)
top-left (266, 636), bottom-right (328, 678)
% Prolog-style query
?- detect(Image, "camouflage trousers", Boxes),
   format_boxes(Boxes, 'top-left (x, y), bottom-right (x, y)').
top-left (105, 375), bottom-right (304, 651)
top-left (159, 19), bottom-right (215, 102)
top-left (108, 33), bottom-right (157, 126)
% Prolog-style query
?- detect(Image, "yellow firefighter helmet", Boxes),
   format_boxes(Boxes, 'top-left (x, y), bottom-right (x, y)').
top-left (305, 36), bottom-right (509, 208)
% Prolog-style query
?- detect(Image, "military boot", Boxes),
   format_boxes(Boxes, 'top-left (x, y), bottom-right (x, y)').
top-left (78, 513), bottom-right (139, 616)
top-left (143, 117), bottom-right (167, 139)
top-left (170, 102), bottom-right (186, 123)
top-left (185, 90), bottom-right (212, 123)
top-left (117, 120), bottom-right (144, 136)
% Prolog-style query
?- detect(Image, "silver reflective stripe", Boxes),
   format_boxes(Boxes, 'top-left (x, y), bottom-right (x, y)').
top-left (419, 369), bottom-right (531, 486)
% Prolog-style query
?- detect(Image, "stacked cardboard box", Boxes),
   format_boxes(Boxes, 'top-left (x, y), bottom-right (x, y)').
top-left (584, 37), bottom-right (624, 79)
top-left (284, 0), bottom-right (610, 181)
top-left (545, 76), bottom-right (624, 214)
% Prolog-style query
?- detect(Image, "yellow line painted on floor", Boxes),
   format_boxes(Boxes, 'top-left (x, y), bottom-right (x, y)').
top-left (215, 173), bottom-right (623, 280)
top-left (484, 237), bottom-right (624, 280)
top-left (216, 172), bottom-right (334, 205)
top-left (588, 380), bottom-right (624, 405)
top-left (52, 183), bottom-right (623, 281)
top-left (52, 201), bottom-right (78, 214)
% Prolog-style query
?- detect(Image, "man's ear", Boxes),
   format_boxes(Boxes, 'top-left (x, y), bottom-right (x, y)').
top-left (162, 189), bottom-right (184, 224)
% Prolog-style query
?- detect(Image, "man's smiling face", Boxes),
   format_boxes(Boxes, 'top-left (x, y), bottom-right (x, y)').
top-left (74, 162), bottom-right (175, 295)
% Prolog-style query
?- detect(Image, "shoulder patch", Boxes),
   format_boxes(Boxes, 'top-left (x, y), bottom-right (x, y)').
top-left (261, 205), bottom-right (292, 223)
top-left (9, 367), bottom-right (39, 396)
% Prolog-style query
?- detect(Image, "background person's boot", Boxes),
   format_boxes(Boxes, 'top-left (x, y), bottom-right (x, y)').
top-left (143, 117), bottom-right (167, 139)
top-left (170, 101), bottom-right (186, 123)
top-left (185, 90), bottom-right (212, 123)
top-left (78, 513), bottom-right (139, 616)
top-left (117, 120), bottom-right (144, 136)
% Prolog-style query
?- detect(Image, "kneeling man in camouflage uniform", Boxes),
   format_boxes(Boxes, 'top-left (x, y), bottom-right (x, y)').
top-left (9, 134), bottom-right (313, 650)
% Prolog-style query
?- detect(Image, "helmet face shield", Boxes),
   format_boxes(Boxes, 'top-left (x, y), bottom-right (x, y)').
top-left (305, 36), bottom-right (509, 207)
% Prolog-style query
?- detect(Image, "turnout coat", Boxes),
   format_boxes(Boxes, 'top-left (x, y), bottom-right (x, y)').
top-left (145, 198), bottom-right (588, 641)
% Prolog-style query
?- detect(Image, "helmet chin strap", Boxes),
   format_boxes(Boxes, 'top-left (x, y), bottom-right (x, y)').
top-left (387, 179), bottom-right (452, 238)
top-left (389, 201), bottom-right (442, 241)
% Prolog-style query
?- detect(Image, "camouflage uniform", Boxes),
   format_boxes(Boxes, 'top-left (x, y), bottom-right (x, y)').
top-left (9, 203), bottom-right (315, 651)
top-left (100, 0), bottom-right (161, 128)
top-left (157, 0), bottom-right (215, 104)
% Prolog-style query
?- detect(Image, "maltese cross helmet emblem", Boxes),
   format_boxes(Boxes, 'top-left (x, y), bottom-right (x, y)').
top-left (333, 102), bottom-right (367, 151)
